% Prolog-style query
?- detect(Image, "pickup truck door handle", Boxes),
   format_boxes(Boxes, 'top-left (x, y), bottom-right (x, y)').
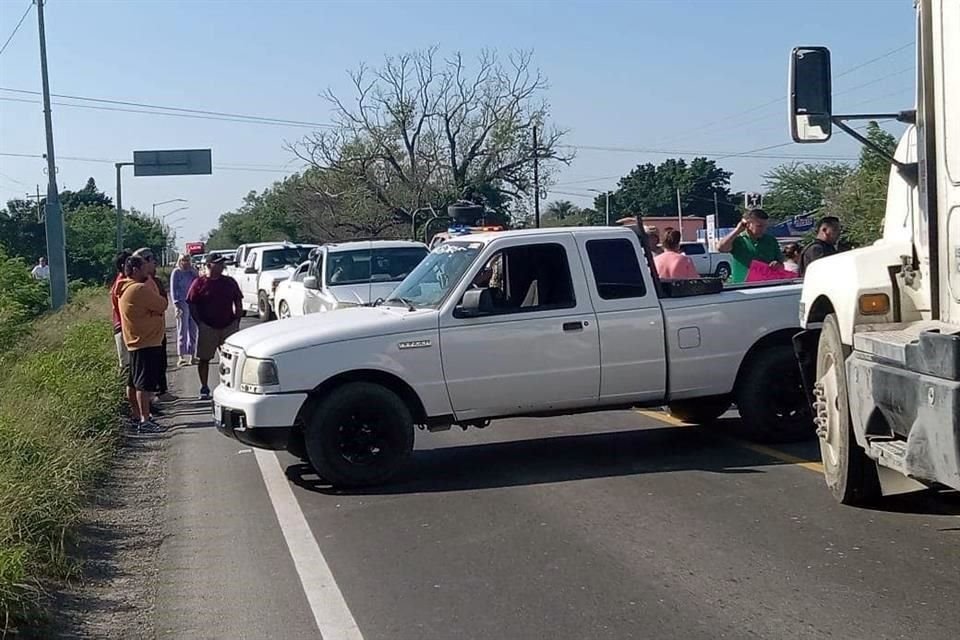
top-left (563, 321), bottom-right (585, 332)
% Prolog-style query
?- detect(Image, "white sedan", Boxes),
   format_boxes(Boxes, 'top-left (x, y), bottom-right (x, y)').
top-left (273, 240), bottom-right (429, 318)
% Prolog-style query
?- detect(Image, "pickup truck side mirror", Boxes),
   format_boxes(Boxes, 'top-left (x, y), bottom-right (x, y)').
top-left (455, 288), bottom-right (494, 318)
top-left (244, 266), bottom-right (258, 274)
top-left (303, 275), bottom-right (320, 290)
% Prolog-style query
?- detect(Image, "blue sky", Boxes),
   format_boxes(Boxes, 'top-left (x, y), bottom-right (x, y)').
top-left (0, 0), bottom-right (915, 245)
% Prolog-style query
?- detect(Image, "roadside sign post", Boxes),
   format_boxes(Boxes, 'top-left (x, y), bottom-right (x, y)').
top-left (115, 149), bottom-right (212, 250)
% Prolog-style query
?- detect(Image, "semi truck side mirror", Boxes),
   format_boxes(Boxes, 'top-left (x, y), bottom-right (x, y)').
top-left (790, 46), bottom-right (833, 143)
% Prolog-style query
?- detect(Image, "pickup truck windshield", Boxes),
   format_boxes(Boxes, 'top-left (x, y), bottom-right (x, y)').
top-left (262, 247), bottom-right (312, 270)
top-left (388, 241), bottom-right (482, 308)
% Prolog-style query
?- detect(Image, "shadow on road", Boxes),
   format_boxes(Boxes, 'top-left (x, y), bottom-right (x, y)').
top-left (286, 423), bottom-right (799, 496)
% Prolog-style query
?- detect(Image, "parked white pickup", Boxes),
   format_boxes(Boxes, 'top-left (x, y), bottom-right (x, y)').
top-left (273, 240), bottom-right (429, 318)
top-left (679, 242), bottom-right (734, 280)
top-left (214, 226), bottom-right (806, 487)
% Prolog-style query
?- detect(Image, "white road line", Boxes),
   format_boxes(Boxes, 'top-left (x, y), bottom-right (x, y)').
top-left (254, 449), bottom-right (364, 640)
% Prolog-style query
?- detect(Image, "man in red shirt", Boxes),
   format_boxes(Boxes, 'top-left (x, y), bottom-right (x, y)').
top-left (186, 255), bottom-right (244, 400)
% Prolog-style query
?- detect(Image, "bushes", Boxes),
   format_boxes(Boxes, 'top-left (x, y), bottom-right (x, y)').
top-left (0, 248), bottom-right (49, 353)
top-left (0, 291), bottom-right (124, 633)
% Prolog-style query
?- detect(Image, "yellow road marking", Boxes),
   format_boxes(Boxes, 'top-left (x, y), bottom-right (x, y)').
top-left (634, 409), bottom-right (824, 473)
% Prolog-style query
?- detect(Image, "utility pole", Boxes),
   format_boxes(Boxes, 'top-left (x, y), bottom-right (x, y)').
top-left (36, 0), bottom-right (67, 309)
top-left (25, 185), bottom-right (42, 222)
top-left (605, 191), bottom-right (611, 226)
top-left (115, 161), bottom-right (134, 250)
top-left (713, 191), bottom-right (719, 218)
top-left (533, 125), bottom-right (540, 228)
top-left (675, 187), bottom-right (683, 240)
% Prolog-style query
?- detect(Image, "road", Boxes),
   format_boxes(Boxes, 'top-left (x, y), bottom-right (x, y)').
top-left (153, 318), bottom-right (960, 640)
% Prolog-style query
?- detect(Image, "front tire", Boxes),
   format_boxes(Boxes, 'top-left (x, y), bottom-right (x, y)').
top-left (715, 262), bottom-right (731, 281)
top-left (258, 291), bottom-right (274, 322)
top-left (815, 314), bottom-right (881, 505)
top-left (304, 382), bottom-right (415, 487)
top-left (734, 344), bottom-right (811, 442)
top-left (278, 300), bottom-right (291, 319)
top-left (667, 397), bottom-right (730, 424)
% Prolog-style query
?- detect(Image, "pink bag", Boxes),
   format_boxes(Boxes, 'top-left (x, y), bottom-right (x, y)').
top-left (745, 260), bottom-right (796, 283)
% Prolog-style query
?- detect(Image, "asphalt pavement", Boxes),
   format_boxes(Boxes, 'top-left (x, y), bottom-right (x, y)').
top-left (153, 317), bottom-right (960, 640)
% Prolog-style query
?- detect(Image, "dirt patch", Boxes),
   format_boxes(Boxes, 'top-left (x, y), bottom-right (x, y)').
top-left (45, 427), bottom-right (169, 639)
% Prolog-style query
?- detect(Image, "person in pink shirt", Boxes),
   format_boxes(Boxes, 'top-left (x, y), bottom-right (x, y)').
top-left (654, 229), bottom-right (700, 280)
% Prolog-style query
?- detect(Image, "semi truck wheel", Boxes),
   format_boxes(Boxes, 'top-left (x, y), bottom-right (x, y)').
top-left (815, 314), bottom-right (880, 505)
top-left (734, 344), bottom-right (811, 443)
top-left (258, 291), bottom-right (275, 322)
top-left (305, 382), bottom-right (415, 487)
top-left (667, 397), bottom-right (730, 424)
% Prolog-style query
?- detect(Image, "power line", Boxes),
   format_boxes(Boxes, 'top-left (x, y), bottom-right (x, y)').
top-left (0, 88), bottom-right (335, 128)
top-left (647, 41), bottom-right (914, 147)
top-left (0, 1), bottom-right (32, 57)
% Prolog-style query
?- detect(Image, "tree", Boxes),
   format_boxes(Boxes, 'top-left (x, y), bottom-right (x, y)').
top-left (545, 200), bottom-right (577, 222)
top-left (601, 157), bottom-right (739, 226)
top-left (291, 48), bottom-right (571, 229)
top-left (762, 162), bottom-right (852, 221)
top-left (0, 180), bottom-right (166, 284)
top-left (824, 122), bottom-right (897, 247)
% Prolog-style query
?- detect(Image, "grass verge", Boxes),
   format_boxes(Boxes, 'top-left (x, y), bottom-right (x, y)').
top-left (0, 290), bottom-right (124, 635)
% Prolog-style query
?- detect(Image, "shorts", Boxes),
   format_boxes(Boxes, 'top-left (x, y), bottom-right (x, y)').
top-left (197, 321), bottom-right (239, 361)
top-left (128, 346), bottom-right (165, 393)
top-left (114, 331), bottom-right (130, 378)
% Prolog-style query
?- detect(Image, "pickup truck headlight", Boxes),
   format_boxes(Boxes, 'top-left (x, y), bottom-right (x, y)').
top-left (240, 357), bottom-right (279, 393)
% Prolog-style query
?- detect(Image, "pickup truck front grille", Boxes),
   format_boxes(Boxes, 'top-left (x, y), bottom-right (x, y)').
top-left (219, 346), bottom-right (240, 389)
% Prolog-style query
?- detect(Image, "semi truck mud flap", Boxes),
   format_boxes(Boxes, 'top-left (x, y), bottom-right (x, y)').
top-left (792, 329), bottom-right (821, 410)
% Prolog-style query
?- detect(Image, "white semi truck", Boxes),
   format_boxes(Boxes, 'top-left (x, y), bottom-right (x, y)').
top-left (790, 0), bottom-right (959, 504)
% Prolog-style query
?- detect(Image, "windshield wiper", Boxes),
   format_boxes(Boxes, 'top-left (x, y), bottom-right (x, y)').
top-left (383, 296), bottom-right (417, 312)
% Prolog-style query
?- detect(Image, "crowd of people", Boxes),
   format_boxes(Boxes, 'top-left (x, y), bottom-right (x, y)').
top-left (109, 249), bottom-right (244, 431)
top-left (644, 209), bottom-right (842, 284)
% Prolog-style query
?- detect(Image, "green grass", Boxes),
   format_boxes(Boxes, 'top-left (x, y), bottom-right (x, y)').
top-left (0, 291), bottom-right (124, 634)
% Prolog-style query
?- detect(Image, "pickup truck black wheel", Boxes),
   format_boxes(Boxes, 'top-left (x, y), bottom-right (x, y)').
top-left (815, 314), bottom-right (881, 505)
top-left (714, 263), bottom-right (731, 281)
top-left (734, 344), bottom-right (812, 443)
top-left (305, 382), bottom-right (414, 487)
top-left (258, 291), bottom-right (274, 322)
top-left (667, 397), bottom-right (730, 424)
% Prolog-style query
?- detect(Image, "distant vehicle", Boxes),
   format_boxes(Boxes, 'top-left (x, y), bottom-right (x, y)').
top-left (428, 224), bottom-right (505, 250)
top-left (679, 242), bottom-right (733, 280)
top-left (185, 241), bottom-right (206, 256)
top-left (231, 242), bottom-right (319, 322)
top-left (273, 240), bottom-right (429, 319)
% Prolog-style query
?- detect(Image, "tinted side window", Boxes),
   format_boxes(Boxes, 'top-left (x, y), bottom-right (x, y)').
top-left (586, 239), bottom-right (647, 299)
top-left (681, 243), bottom-right (705, 255)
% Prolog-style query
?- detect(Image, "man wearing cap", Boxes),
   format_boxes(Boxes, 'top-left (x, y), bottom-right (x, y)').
top-left (186, 254), bottom-right (244, 400)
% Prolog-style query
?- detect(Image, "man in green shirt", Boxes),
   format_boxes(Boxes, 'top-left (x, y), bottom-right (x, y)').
top-left (717, 208), bottom-right (784, 283)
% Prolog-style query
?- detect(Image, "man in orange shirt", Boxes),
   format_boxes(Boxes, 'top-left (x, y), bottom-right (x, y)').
top-left (118, 255), bottom-right (169, 432)
top-left (653, 229), bottom-right (700, 280)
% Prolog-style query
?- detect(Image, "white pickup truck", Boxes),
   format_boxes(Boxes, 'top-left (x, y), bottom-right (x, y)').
top-left (230, 242), bottom-right (318, 322)
top-left (214, 226), bottom-right (807, 486)
top-left (679, 242), bottom-right (734, 280)
top-left (273, 240), bottom-right (428, 318)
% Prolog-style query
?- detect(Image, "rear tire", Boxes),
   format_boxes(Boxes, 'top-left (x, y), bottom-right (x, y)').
top-left (304, 382), bottom-right (414, 487)
top-left (734, 344), bottom-right (811, 442)
top-left (816, 314), bottom-right (881, 505)
top-left (667, 397), bottom-right (730, 425)
top-left (258, 291), bottom-right (274, 322)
